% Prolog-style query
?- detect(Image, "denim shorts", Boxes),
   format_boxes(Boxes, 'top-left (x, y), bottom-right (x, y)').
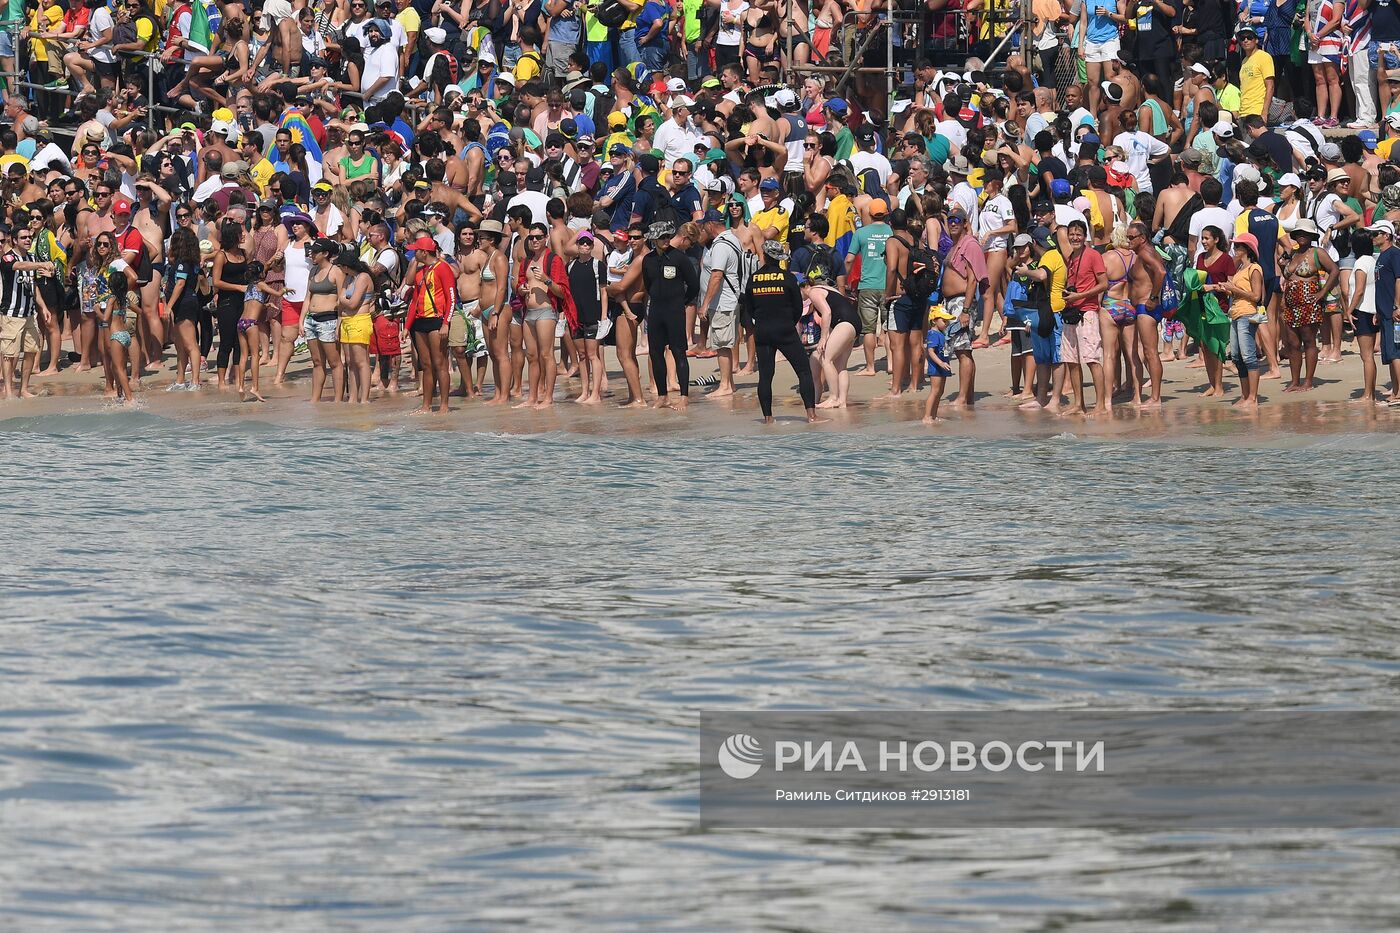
top-left (1229, 317), bottom-right (1263, 372)
top-left (303, 316), bottom-right (338, 343)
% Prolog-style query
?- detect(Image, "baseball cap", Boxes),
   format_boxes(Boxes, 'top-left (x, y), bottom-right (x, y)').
top-left (666, 77), bottom-right (687, 93)
top-left (1367, 219), bottom-right (1397, 236)
top-left (762, 239), bottom-right (789, 261)
top-left (638, 153), bottom-right (660, 174)
top-left (926, 304), bottom-right (954, 322)
top-left (1079, 133), bottom-right (1100, 148)
top-left (1360, 130), bottom-right (1380, 151)
top-left (423, 26), bottom-right (446, 43)
top-left (1051, 178), bottom-right (1072, 198)
top-left (1013, 233), bottom-right (1033, 249)
top-left (702, 147), bottom-right (727, 164)
top-left (407, 235), bottom-right (437, 250)
top-left (774, 87), bottom-right (798, 109)
top-left (868, 198), bottom-right (889, 216)
top-left (312, 180), bottom-right (333, 193)
top-left (1277, 172), bottom-right (1303, 189)
top-left (825, 97), bottom-right (849, 114)
top-left (608, 143), bottom-right (632, 157)
top-left (1213, 121), bottom-right (1235, 139)
top-left (702, 208), bottom-right (725, 224)
top-left (671, 95), bottom-right (695, 108)
top-left (1319, 141), bottom-right (1343, 161)
top-left (758, 177), bottom-right (780, 191)
top-left (608, 111), bottom-right (627, 128)
top-left (1100, 81), bottom-right (1123, 104)
top-left (700, 76), bottom-right (721, 89)
top-left (856, 124), bottom-right (877, 142)
top-left (112, 197), bottom-right (132, 214)
top-left (310, 236), bottom-right (338, 254)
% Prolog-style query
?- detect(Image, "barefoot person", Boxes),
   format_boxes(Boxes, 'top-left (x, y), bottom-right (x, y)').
top-left (517, 223), bottom-right (573, 410)
top-left (804, 265), bottom-right (861, 409)
top-left (1099, 225), bottom-right (1139, 413)
top-left (1060, 219), bottom-right (1109, 416)
top-left (337, 246), bottom-right (375, 405)
top-left (99, 266), bottom-right (137, 403)
top-left (1206, 232), bottom-right (1266, 411)
top-left (941, 208), bottom-right (991, 408)
top-left (238, 255), bottom-right (281, 402)
top-left (405, 234), bottom-right (455, 414)
top-left (740, 240), bottom-right (822, 424)
top-left (567, 231), bottom-right (608, 404)
top-left (922, 304), bottom-right (955, 423)
top-left (1280, 220), bottom-right (1337, 393)
top-left (475, 220), bottom-right (512, 404)
top-left (302, 238), bottom-right (346, 404)
top-left (1194, 224), bottom-right (1234, 398)
top-left (164, 228), bottom-right (204, 391)
top-left (1128, 221), bottom-right (1167, 409)
top-left (606, 227), bottom-right (648, 408)
top-left (0, 226), bottom-right (56, 399)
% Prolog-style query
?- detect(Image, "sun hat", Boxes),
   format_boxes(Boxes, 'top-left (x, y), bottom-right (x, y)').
top-left (282, 210), bottom-right (315, 232)
top-left (927, 304), bottom-right (954, 322)
top-left (1232, 232), bottom-right (1260, 258)
top-left (647, 220), bottom-right (676, 241)
top-left (478, 219), bottom-right (504, 236)
top-left (1326, 167), bottom-right (1350, 185)
top-left (1291, 218), bottom-right (1321, 239)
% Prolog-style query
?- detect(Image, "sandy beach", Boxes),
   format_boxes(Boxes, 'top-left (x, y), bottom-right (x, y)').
top-left (7, 342), bottom-right (1400, 445)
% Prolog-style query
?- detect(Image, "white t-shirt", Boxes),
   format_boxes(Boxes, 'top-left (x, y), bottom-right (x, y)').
top-left (717, 0), bottom-right (749, 46)
top-left (361, 43), bottom-right (401, 104)
top-left (507, 189), bottom-right (550, 225)
top-left (88, 7), bottom-right (117, 64)
top-left (1111, 130), bottom-right (1169, 194)
top-left (29, 142), bottom-right (72, 173)
top-left (850, 150), bottom-right (892, 187)
top-left (949, 180), bottom-right (979, 228)
top-left (1188, 206), bottom-right (1235, 260)
top-left (934, 119), bottom-right (967, 149)
top-left (977, 193), bottom-right (1014, 251)
top-left (654, 119), bottom-right (702, 167)
top-left (1311, 192), bottom-right (1346, 260)
top-left (372, 246), bottom-right (400, 282)
top-left (1354, 254), bottom-right (1377, 316)
top-left (284, 243), bottom-right (310, 302)
top-left (1054, 203), bottom-right (1090, 231)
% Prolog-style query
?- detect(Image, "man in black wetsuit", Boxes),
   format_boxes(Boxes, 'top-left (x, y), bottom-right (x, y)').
top-left (641, 220), bottom-right (700, 411)
top-left (739, 241), bottom-right (824, 424)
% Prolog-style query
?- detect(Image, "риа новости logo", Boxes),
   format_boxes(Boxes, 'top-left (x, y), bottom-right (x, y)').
top-left (717, 733), bottom-right (764, 779)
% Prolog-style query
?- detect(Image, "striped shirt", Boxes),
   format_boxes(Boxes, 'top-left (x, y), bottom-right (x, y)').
top-left (0, 250), bottom-right (38, 318)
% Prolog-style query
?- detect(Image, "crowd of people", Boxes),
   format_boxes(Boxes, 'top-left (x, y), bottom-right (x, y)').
top-left (3, 0), bottom-right (1400, 423)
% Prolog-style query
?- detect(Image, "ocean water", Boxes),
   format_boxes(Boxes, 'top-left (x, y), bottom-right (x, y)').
top-left (4, 412), bottom-right (1400, 931)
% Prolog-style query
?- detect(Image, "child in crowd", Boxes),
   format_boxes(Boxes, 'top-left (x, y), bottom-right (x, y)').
top-left (923, 305), bottom-right (955, 424)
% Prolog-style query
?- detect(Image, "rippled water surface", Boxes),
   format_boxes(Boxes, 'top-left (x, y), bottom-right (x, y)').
top-left (4, 413), bottom-right (1400, 930)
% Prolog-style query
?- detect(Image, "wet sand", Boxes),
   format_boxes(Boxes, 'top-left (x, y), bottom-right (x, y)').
top-left (7, 344), bottom-right (1400, 445)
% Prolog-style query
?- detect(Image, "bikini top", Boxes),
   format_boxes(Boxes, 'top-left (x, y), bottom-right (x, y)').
top-left (308, 270), bottom-right (337, 296)
top-left (481, 255), bottom-right (497, 282)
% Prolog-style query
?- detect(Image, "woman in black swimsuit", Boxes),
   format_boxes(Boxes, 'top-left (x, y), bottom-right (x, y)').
top-left (210, 221), bottom-right (249, 392)
top-left (803, 266), bottom-right (861, 409)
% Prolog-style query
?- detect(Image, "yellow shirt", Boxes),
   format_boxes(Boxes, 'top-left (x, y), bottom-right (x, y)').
top-left (29, 5), bottom-right (63, 61)
top-left (1039, 249), bottom-right (1067, 312)
top-left (1238, 49), bottom-right (1274, 117)
top-left (753, 204), bottom-right (789, 242)
top-left (514, 49), bottom-right (543, 83)
top-left (251, 157), bottom-right (276, 195)
top-left (397, 6), bottom-right (420, 35)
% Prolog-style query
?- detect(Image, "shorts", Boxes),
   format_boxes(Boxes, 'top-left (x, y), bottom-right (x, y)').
top-left (1263, 277), bottom-right (1279, 305)
top-left (303, 315), bottom-right (338, 343)
top-left (281, 299), bottom-right (304, 327)
top-left (0, 315), bottom-right (41, 356)
top-left (372, 315), bottom-right (402, 355)
top-left (0, 29), bottom-right (12, 58)
top-left (447, 300), bottom-right (479, 348)
top-left (524, 306), bottom-right (558, 324)
top-left (339, 312), bottom-right (372, 345)
top-left (1029, 310), bottom-right (1063, 365)
top-left (95, 59), bottom-right (120, 80)
top-left (944, 295), bottom-right (973, 353)
top-left (889, 294), bottom-right (927, 333)
top-left (857, 289), bottom-right (884, 334)
top-left (1380, 315), bottom-right (1400, 365)
top-left (1084, 38), bottom-right (1121, 63)
top-left (109, 328), bottom-right (132, 348)
top-left (410, 316), bottom-right (443, 334)
top-left (1061, 310), bottom-right (1103, 364)
top-left (708, 306), bottom-right (738, 349)
top-left (1353, 310), bottom-right (1382, 337)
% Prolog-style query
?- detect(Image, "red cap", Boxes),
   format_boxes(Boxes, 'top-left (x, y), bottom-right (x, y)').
top-left (112, 197), bottom-right (133, 214)
top-left (408, 235), bottom-right (437, 250)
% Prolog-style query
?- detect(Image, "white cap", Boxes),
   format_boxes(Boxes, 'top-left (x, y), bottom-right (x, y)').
top-left (890, 99), bottom-right (912, 115)
top-left (774, 87), bottom-right (798, 108)
top-left (423, 26), bottom-right (446, 44)
top-left (1277, 172), bottom-right (1303, 189)
top-left (1233, 164), bottom-right (1261, 186)
top-left (1213, 120), bottom-right (1235, 139)
top-left (1190, 62), bottom-right (1211, 77)
top-left (1367, 220), bottom-right (1397, 236)
top-left (666, 77), bottom-right (687, 92)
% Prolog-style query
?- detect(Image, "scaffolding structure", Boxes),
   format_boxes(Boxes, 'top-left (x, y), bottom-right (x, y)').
top-left (782, 0), bottom-right (1032, 114)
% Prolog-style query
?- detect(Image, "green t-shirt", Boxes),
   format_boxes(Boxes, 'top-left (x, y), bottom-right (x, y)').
top-left (683, 0), bottom-right (703, 42)
top-left (851, 222), bottom-right (892, 290)
top-left (924, 134), bottom-right (951, 165)
top-left (834, 126), bottom-right (855, 163)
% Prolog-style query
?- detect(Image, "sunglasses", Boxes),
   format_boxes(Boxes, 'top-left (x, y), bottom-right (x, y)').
top-left (948, 216), bottom-right (966, 225)
top-left (803, 143), bottom-right (816, 150)
top-left (673, 169), bottom-right (690, 176)
top-left (96, 191), bottom-right (113, 197)
top-left (527, 234), bottom-right (545, 241)
top-left (176, 212), bottom-right (191, 219)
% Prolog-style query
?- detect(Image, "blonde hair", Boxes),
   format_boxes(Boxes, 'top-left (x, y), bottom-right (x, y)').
top-left (1109, 222), bottom-right (1131, 249)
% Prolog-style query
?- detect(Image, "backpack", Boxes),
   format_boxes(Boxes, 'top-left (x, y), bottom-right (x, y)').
top-left (713, 234), bottom-right (755, 298)
top-left (516, 50), bottom-right (543, 75)
top-left (892, 233), bottom-right (938, 303)
top-left (596, 0), bottom-right (630, 28)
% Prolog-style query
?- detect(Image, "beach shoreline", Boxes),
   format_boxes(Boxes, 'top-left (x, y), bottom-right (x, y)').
top-left (7, 344), bottom-right (1400, 444)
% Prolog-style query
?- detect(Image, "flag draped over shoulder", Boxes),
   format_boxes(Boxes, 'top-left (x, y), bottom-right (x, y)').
top-left (186, 0), bottom-right (213, 54)
top-left (1176, 267), bottom-right (1231, 361)
top-left (272, 112), bottom-right (325, 165)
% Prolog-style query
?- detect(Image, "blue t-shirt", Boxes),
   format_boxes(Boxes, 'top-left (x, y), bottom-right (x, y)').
top-left (1375, 246), bottom-right (1400, 319)
top-left (926, 328), bottom-right (952, 375)
top-left (1086, 0), bottom-right (1120, 42)
top-left (636, 1), bottom-right (671, 48)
